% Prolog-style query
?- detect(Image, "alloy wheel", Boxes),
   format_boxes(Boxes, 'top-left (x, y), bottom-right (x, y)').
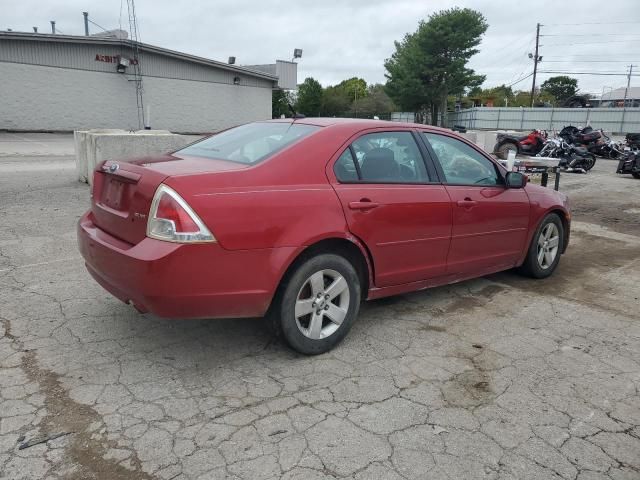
top-left (294, 269), bottom-right (350, 340)
top-left (537, 223), bottom-right (560, 269)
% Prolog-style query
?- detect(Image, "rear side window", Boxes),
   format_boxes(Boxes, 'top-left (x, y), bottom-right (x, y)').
top-left (176, 122), bottom-right (320, 164)
top-left (334, 149), bottom-right (359, 182)
top-left (333, 131), bottom-right (429, 183)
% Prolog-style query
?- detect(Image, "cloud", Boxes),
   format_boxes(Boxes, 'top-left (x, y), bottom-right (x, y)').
top-left (3, 0), bottom-right (638, 93)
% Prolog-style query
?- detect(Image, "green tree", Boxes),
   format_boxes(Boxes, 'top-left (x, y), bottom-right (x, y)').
top-left (467, 84), bottom-right (515, 106)
top-left (355, 84), bottom-right (396, 118)
top-left (337, 77), bottom-right (368, 102)
top-left (321, 86), bottom-right (352, 117)
top-left (540, 76), bottom-right (578, 105)
top-left (512, 90), bottom-right (532, 107)
top-left (295, 77), bottom-right (323, 116)
top-left (467, 86), bottom-right (483, 98)
top-left (384, 8), bottom-right (488, 125)
top-left (272, 89), bottom-right (294, 118)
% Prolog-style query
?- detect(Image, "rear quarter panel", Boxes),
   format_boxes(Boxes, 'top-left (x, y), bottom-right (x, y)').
top-left (164, 126), bottom-right (353, 251)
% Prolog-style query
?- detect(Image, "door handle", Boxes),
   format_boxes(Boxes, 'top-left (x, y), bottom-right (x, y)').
top-left (457, 198), bottom-right (478, 208)
top-left (349, 200), bottom-right (379, 211)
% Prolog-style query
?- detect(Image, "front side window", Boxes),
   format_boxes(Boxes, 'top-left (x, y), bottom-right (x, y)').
top-left (176, 122), bottom-right (320, 164)
top-left (423, 133), bottom-right (502, 186)
top-left (333, 131), bottom-right (429, 183)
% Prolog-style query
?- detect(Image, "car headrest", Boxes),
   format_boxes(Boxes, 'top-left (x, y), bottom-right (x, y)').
top-left (361, 148), bottom-right (398, 181)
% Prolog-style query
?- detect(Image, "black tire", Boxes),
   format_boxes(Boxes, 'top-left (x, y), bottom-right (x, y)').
top-left (632, 172), bottom-right (640, 179)
top-left (583, 154), bottom-right (596, 171)
top-left (518, 213), bottom-right (564, 279)
top-left (497, 142), bottom-right (518, 160)
top-left (270, 254), bottom-right (361, 355)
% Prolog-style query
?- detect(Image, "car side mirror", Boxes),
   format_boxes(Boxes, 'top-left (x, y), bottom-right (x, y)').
top-left (506, 171), bottom-right (527, 188)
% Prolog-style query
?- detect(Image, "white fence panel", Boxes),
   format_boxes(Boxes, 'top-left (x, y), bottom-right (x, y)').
top-left (391, 112), bottom-right (416, 123)
top-left (448, 107), bottom-right (640, 133)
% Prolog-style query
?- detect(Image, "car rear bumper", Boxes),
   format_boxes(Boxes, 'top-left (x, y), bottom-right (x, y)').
top-left (77, 211), bottom-right (296, 319)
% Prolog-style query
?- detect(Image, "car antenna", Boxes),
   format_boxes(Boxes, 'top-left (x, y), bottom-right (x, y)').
top-left (288, 102), bottom-right (305, 120)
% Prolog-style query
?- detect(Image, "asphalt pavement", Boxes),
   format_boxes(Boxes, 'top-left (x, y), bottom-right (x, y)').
top-left (1, 132), bottom-right (639, 480)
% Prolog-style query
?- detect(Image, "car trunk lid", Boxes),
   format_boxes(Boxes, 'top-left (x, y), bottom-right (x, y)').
top-left (91, 154), bottom-right (248, 245)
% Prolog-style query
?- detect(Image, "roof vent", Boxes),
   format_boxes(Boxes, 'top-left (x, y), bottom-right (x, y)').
top-left (228, 56), bottom-right (236, 65)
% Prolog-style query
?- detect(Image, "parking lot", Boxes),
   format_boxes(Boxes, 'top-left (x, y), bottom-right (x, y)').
top-left (1, 132), bottom-right (639, 480)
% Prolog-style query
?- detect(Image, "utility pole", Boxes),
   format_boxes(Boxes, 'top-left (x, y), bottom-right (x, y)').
top-left (83, 12), bottom-right (89, 36)
top-left (620, 64), bottom-right (636, 132)
top-left (623, 64), bottom-right (634, 107)
top-left (529, 23), bottom-right (541, 108)
top-left (354, 87), bottom-right (358, 118)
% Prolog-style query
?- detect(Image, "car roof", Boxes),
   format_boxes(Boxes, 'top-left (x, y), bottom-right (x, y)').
top-left (264, 117), bottom-right (454, 134)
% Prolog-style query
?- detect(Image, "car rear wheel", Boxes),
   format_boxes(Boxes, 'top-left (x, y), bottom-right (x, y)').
top-left (271, 254), bottom-right (361, 355)
top-left (518, 213), bottom-right (564, 279)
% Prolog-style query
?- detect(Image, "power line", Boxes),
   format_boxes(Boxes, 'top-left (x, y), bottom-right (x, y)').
top-left (541, 40), bottom-right (636, 47)
top-left (543, 21), bottom-right (640, 26)
top-left (539, 70), bottom-right (640, 76)
top-left (506, 71), bottom-right (534, 87)
top-left (507, 57), bottom-right (533, 85)
top-left (540, 33), bottom-right (640, 37)
top-left (542, 60), bottom-right (640, 63)
top-left (544, 54), bottom-right (638, 58)
top-left (475, 33), bottom-right (534, 65)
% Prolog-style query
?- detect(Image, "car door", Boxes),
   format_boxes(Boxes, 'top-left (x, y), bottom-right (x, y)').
top-left (421, 132), bottom-right (530, 275)
top-left (328, 130), bottom-right (452, 288)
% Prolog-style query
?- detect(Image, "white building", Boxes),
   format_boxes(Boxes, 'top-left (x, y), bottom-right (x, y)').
top-left (0, 31), bottom-right (297, 133)
top-left (599, 87), bottom-right (640, 108)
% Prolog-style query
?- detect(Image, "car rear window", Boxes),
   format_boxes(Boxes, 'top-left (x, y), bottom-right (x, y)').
top-left (176, 122), bottom-right (320, 164)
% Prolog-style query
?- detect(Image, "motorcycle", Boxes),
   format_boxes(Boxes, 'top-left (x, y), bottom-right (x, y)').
top-left (626, 133), bottom-right (640, 153)
top-left (557, 146), bottom-right (596, 173)
top-left (616, 152), bottom-right (640, 179)
top-left (537, 136), bottom-right (563, 158)
top-left (536, 135), bottom-right (596, 173)
top-left (594, 136), bottom-right (625, 159)
top-left (558, 125), bottom-right (604, 156)
top-left (493, 130), bottom-right (547, 159)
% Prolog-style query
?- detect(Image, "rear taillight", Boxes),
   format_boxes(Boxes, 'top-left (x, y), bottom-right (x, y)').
top-left (147, 184), bottom-right (215, 243)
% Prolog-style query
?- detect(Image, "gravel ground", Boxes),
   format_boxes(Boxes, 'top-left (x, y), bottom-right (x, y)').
top-left (0, 133), bottom-right (639, 480)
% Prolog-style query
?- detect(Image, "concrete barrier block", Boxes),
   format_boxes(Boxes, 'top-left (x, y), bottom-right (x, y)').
top-left (75, 130), bottom-right (195, 185)
top-left (459, 130), bottom-right (506, 154)
top-left (76, 129), bottom-right (128, 182)
top-left (483, 132), bottom-right (498, 153)
top-left (460, 132), bottom-right (477, 144)
top-left (74, 131), bottom-right (89, 183)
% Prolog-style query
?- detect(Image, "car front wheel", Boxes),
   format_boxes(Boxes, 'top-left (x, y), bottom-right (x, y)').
top-left (272, 254), bottom-right (361, 355)
top-left (518, 213), bottom-right (564, 278)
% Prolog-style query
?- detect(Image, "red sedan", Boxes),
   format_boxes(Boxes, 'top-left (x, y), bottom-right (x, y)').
top-left (78, 119), bottom-right (570, 354)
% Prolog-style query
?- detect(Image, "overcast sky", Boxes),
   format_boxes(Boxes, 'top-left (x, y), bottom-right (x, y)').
top-left (3, 0), bottom-right (639, 96)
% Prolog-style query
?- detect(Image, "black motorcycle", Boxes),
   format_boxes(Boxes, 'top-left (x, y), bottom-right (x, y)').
top-left (626, 133), bottom-right (640, 153)
top-left (616, 152), bottom-right (640, 179)
top-left (556, 141), bottom-right (597, 173)
top-left (559, 125), bottom-right (604, 156)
